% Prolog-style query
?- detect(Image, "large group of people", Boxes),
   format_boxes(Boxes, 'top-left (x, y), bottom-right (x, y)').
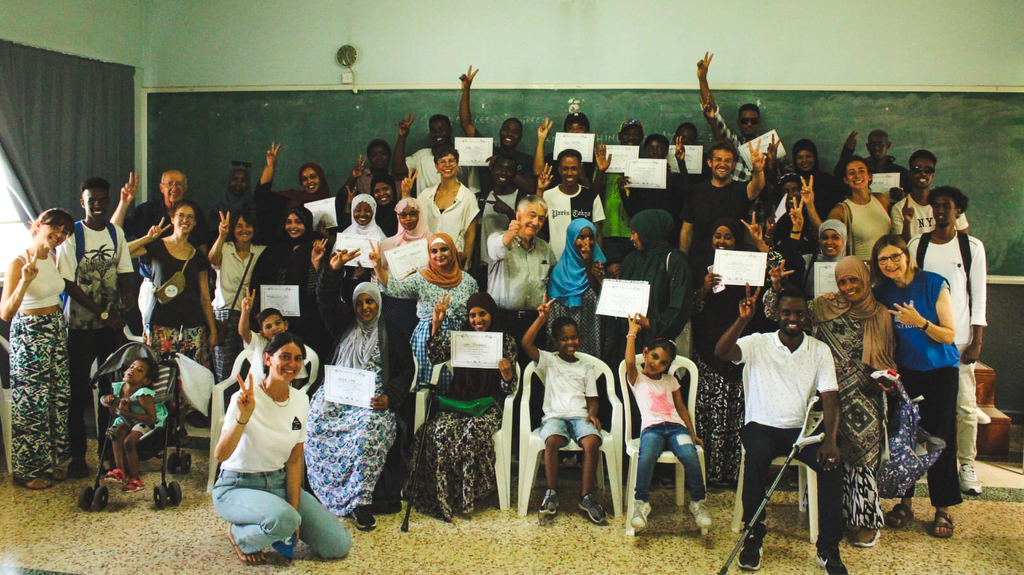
top-left (2, 55), bottom-right (990, 573)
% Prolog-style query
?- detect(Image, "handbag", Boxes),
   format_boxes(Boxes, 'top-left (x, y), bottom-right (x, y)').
top-left (436, 396), bottom-right (494, 418)
top-left (154, 247), bottom-right (194, 305)
top-left (214, 251), bottom-right (255, 346)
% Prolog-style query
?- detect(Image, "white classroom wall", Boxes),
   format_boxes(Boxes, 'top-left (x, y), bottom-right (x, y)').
top-left (0, 0), bottom-right (145, 66)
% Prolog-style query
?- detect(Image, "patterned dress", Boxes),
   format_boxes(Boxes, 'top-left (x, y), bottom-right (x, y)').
top-left (305, 345), bottom-right (396, 517)
top-left (408, 332), bottom-right (518, 521)
top-left (383, 272), bottom-right (478, 392)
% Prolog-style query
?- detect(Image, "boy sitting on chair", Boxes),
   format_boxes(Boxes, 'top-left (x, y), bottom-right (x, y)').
top-left (522, 297), bottom-right (606, 524)
top-left (715, 285), bottom-right (847, 575)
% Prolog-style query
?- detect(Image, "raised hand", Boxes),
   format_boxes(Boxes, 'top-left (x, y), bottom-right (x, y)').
top-left (843, 130), bottom-right (859, 151)
top-left (674, 135), bottom-right (686, 162)
top-left (789, 195), bottom-right (805, 230)
top-left (738, 283), bottom-right (761, 320)
top-left (537, 118), bottom-right (553, 141)
top-left (367, 240), bottom-right (383, 269)
top-left (595, 142), bottom-right (610, 172)
top-left (742, 213), bottom-right (763, 243)
top-left (460, 65), bottom-right (479, 90)
top-left (120, 172), bottom-right (138, 205)
top-left (696, 52), bottom-right (714, 80)
top-left (769, 261), bottom-right (794, 292)
top-left (331, 248), bottom-right (361, 271)
top-left (748, 141), bottom-right (766, 173)
top-left (235, 374), bottom-right (256, 422)
top-left (766, 135), bottom-right (780, 168)
top-left (498, 358), bottom-right (514, 383)
top-left (536, 163), bottom-right (553, 191)
top-left (536, 295), bottom-right (553, 322)
top-left (240, 288), bottom-right (255, 316)
top-left (146, 218), bottom-right (171, 241)
top-left (311, 238), bottom-right (327, 269)
top-left (266, 142), bottom-right (281, 168)
top-left (490, 195), bottom-right (516, 220)
top-left (21, 252), bottom-right (38, 284)
top-left (432, 293), bottom-right (451, 325)
top-left (616, 176), bottom-right (632, 193)
top-left (218, 211), bottom-right (231, 239)
top-left (627, 313), bottom-right (642, 337)
top-left (349, 155), bottom-right (366, 180)
top-left (401, 170), bottom-right (418, 198)
top-left (506, 218), bottom-right (522, 237)
top-left (397, 113), bottom-right (415, 138)
top-left (800, 175), bottom-right (815, 206)
top-left (700, 94), bottom-right (717, 121)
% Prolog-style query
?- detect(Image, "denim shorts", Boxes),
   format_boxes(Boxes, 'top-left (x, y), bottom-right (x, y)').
top-left (540, 417), bottom-right (602, 445)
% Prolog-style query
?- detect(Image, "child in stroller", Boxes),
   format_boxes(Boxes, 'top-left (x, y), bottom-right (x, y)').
top-left (101, 357), bottom-right (168, 492)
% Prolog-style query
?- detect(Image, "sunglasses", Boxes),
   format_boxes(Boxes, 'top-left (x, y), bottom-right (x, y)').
top-left (738, 118), bottom-right (760, 126)
top-left (911, 166), bottom-right (936, 174)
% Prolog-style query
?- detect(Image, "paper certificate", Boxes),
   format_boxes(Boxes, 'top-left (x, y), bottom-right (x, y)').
top-left (712, 250), bottom-right (768, 287)
top-left (814, 262), bottom-right (839, 297)
top-left (625, 159), bottom-right (668, 189)
top-left (334, 233), bottom-right (374, 268)
top-left (870, 172), bottom-right (901, 194)
top-left (324, 366), bottom-right (375, 409)
top-left (260, 285), bottom-right (300, 317)
top-left (738, 129), bottom-right (787, 166)
top-left (668, 145), bottom-right (704, 175)
top-left (305, 197), bottom-right (338, 229)
top-left (604, 145), bottom-right (640, 173)
top-left (774, 195), bottom-right (789, 223)
top-left (384, 239), bottom-right (429, 279)
top-left (595, 279), bottom-right (651, 318)
top-left (553, 132), bottom-right (596, 163)
top-left (450, 331), bottom-right (503, 369)
top-left (455, 137), bottom-right (494, 167)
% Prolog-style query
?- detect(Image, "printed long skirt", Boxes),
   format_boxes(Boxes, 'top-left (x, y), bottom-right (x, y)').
top-left (11, 310), bottom-right (70, 481)
top-left (693, 353), bottom-right (744, 486)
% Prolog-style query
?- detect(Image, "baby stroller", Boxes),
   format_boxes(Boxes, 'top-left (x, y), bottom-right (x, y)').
top-left (77, 340), bottom-right (207, 511)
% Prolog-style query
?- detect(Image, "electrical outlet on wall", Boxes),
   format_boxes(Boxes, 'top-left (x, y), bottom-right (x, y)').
top-left (341, 71), bottom-right (354, 84)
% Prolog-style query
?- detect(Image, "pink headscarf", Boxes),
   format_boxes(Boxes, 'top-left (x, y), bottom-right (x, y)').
top-left (381, 197), bottom-right (431, 252)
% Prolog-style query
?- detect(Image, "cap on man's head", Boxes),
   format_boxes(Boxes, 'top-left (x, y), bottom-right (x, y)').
top-left (619, 118), bottom-right (644, 133)
top-left (563, 112), bottom-right (590, 131)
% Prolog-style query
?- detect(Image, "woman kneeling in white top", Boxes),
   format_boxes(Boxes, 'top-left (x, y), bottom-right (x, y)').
top-left (213, 332), bottom-right (351, 565)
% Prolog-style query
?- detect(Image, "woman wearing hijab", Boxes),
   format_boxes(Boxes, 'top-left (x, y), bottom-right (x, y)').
top-left (766, 255), bottom-right (897, 547)
top-left (547, 218), bottom-right (605, 357)
top-left (370, 233), bottom-right (478, 389)
top-left (369, 174), bottom-right (400, 237)
top-left (253, 142), bottom-right (332, 244)
top-left (380, 197), bottom-right (432, 338)
top-left (409, 292), bottom-right (518, 521)
top-left (792, 139), bottom-right (844, 221)
top-left (208, 163), bottom-right (255, 244)
top-left (799, 220), bottom-right (848, 297)
top-left (249, 206), bottom-right (332, 362)
top-left (306, 264), bottom-right (414, 531)
top-left (343, 194), bottom-right (387, 243)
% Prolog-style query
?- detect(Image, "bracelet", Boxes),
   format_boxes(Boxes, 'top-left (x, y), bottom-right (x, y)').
top-left (920, 321), bottom-right (930, 331)
top-left (626, 334), bottom-right (637, 338)
top-left (236, 418), bottom-right (249, 426)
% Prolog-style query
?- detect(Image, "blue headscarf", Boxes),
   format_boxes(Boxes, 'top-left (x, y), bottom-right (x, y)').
top-left (549, 219), bottom-right (606, 307)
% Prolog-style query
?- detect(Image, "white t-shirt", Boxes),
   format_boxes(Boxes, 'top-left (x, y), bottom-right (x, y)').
top-left (406, 147), bottom-right (480, 196)
top-left (631, 371), bottom-right (685, 431)
top-left (418, 183), bottom-right (481, 252)
top-left (889, 196), bottom-right (969, 237)
top-left (543, 185), bottom-right (605, 261)
top-left (56, 223), bottom-right (134, 330)
top-left (213, 243), bottom-right (266, 310)
top-left (222, 385), bottom-right (309, 473)
top-left (537, 350), bottom-right (598, 421)
top-left (735, 332), bottom-right (838, 429)
top-left (907, 235), bottom-right (987, 346)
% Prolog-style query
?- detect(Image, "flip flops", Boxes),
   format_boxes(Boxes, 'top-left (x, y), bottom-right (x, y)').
top-left (228, 527), bottom-right (266, 565)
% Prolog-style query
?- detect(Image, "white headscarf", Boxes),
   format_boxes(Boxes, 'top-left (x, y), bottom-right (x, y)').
top-left (347, 194), bottom-right (387, 241)
top-left (332, 282), bottom-right (382, 369)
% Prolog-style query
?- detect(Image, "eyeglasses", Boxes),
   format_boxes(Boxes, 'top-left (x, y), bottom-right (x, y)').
top-left (161, 181), bottom-right (185, 189)
top-left (231, 160), bottom-right (252, 168)
top-left (738, 118), bottom-right (760, 126)
top-left (436, 158), bottom-right (457, 166)
top-left (398, 211), bottom-right (419, 218)
top-left (911, 165), bottom-right (936, 174)
top-left (876, 252), bottom-right (904, 265)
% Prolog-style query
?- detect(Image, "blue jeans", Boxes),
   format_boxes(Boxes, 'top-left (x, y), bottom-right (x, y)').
top-left (213, 469), bottom-right (351, 558)
top-left (634, 423), bottom-right (706, 502)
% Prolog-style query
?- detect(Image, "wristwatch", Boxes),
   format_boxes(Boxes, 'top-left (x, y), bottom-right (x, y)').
top-left (100, 311), bottom-right (109, 321)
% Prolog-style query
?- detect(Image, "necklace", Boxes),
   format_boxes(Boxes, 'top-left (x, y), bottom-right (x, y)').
top-left (261, 383), bottom-right (291, 407)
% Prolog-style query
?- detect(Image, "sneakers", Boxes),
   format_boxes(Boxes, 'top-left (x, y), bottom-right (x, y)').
top-left (122, 478), bottom-right (145, 492)
top-left (630, 500), bottom-right (651, 531)
top-left (689, 499), bottom-right (712, 529)
top-left (105, 468), bottom-right (126, 483)
top-left (815, 545), bottom-right (849, 575)
top-left (737, 531), bottom-right (762, 571)
top-left (352, 505), bottom-right (377, 531)
top-left (578, 493), bottom-right (607, 524)
top-left (976, 406), bottom-right (991, 425)
top-left (849, 527), bottom-right (881, 547)
top-left (538, 489), bottom-right (557, 521)
top-left (959, 462), bottom-right (983, 495)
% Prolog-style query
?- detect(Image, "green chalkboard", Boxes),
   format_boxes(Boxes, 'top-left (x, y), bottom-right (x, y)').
top-left (148, 88), bottom-right (1024, 275)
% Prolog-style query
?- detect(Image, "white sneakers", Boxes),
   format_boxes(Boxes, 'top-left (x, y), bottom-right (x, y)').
top-left (630, 500), bottom-right (651, 531)
top-left (689, 499), bottom-right (712, 529)
top-left (975, 407), bottom-right (992, 425)
top-left (959, 462), bottom-right (983, 495)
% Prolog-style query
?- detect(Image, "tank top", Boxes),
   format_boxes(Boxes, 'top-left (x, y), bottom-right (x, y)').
top-left (844, 197), bottom-right (891, 261)
top-left (18, 251), bottom-right (65, 309)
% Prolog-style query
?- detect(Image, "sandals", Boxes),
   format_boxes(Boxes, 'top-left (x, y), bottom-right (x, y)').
top-left (884, 503), bottom-right (914, 528)
top-left (18, 477), bottom-right (53, 490)
top-left (105, 469), bottom-right (127, 483)
top-left (228, 527), bottom-right (266, 565)
top-left (931, 511), bottom-right (954, 539)
top-left (48, 467), bottom-right (69, 482)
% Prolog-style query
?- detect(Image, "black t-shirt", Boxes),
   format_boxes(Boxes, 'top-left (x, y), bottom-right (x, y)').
top-left (682, 180), bottom-right (751, 241)
top-left (145, 240), bottom-right (212, 328)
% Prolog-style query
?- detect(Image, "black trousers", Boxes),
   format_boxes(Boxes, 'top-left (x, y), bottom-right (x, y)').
top-left (900, 366), bottom-right (962, 508)
top-left (68, 327), bottom-right (123, 458)
top-left (741, 422), bottom-right (842, 549)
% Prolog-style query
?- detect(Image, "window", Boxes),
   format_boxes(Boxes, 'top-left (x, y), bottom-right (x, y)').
top-left (0, 148), bottom-right (31, 278)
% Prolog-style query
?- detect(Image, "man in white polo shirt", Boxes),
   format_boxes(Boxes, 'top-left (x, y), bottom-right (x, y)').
top-left (715, 286), bottom-right (846, 575)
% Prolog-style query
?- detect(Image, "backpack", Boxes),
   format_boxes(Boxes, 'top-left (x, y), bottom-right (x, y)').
top-left (915, 231), bottom-right (972, 308)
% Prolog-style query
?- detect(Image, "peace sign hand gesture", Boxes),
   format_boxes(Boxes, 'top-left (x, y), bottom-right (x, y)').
top-left (235, 374), bottom-right (256, 423)
top-left (21, 252), bottom-right (38, 284)
top-left (218, 211), bottom-right (231, 239)
top-left (398, 113), bottom-right (415, 138)
top-left (536, 295), bottom-right (553, 323)
top-left (748, 141), bottom-right (766, 172)
top-left (240, 288), bottom-right (255, 316)
top-left (536, 163), bottom-right (553, 191)
top-left (460, 65), bottom-right (479, 90)
top-left (696, 52), bottom-right (714, 80)
top-left (401, 170), bottom-right (418, 198)
top-left (266, 142), bottom-right (281, 168)
top-left (789, 195), bottom-right (805, 230)
top-left (738, 283), bottom-right (761, 320)
top-left (537, 118), bottom-right (553, 141)
top-left (120, 172), bottom-right (139, 205)
top-left (146, 218), bottom-right (171, 241)
top-left (432, 293), bottom-right (451, 326)
top-left (311, 238), bottom-right (328, 269)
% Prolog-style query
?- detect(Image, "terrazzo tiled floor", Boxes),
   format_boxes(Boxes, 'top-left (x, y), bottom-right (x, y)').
top-left (1, 436), bottom-right (1022, 574)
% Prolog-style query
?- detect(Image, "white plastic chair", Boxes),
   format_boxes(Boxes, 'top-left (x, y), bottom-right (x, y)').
top-left (414, 359), bottom-right (517, 511)
top-left (516, 353), bottom-right (623, 517)
top-left (731, 445), bottom-right (819, 542)
top-left (619, 354), bottom-right (706, 536)
top-left (207, 345), bottom-right (319, 492)
top-left (0, 336), bottom-right (11, 475)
